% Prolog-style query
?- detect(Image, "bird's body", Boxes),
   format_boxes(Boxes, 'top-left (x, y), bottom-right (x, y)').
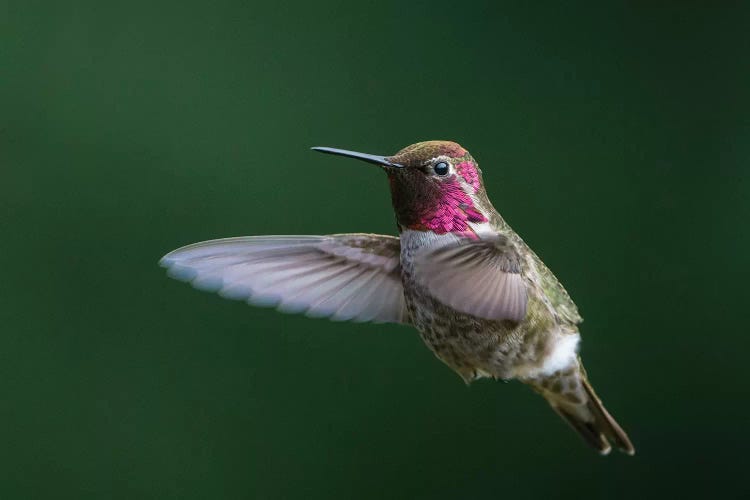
top-left (161, 140), bottom-right (634, 455)
top-left (400, 225), bottom-right (575, 384)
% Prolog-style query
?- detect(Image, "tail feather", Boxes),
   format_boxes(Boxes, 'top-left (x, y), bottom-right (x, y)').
top-left (580, 377), bottom-right (635, 455)
top-left (528, 361), bottom-right (635, 455)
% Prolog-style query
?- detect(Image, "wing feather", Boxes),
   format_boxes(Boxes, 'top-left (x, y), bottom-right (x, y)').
top-left (160, 234), bottom-right (408, 324)
top-left (413, 235), bottom-right (528, 322)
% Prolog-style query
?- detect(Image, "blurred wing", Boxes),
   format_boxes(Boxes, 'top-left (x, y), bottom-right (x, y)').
top-left (413, 235), bottom-right (527, 322)
top-left (160, 234), bottom-right (409, 324)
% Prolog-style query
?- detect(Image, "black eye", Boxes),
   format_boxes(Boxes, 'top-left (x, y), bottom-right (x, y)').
top-left (434, 161), bottom-right (449, 176)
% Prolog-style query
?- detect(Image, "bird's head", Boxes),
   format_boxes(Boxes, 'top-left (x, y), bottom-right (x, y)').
top-left (313, 140), bottom-right (492, 239)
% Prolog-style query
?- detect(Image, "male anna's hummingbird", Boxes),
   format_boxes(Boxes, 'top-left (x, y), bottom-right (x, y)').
top-left (160, 140), bottom-right (634, 455)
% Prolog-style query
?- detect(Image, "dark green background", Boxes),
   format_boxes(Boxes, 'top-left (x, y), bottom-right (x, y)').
top-left (3, 1), bottom-right (748, 498)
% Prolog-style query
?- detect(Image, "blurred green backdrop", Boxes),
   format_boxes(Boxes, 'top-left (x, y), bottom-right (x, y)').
top-left (2, 1), bottom-right (749, 498)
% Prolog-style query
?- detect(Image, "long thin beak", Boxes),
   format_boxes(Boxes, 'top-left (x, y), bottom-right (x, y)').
top-left (311, 146), bottom-right (404, 168)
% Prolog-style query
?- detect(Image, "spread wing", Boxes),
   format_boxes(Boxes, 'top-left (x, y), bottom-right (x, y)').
top-left (160, 234), bottom-right (409, 324)
top-left (412, 235), bottom-right (528, 322)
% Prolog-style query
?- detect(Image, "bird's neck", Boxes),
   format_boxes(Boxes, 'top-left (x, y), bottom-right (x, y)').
top-left (390, 176), bottom-right (491, 241)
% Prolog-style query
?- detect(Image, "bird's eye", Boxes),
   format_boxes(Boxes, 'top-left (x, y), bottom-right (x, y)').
top-left (434, 161), bottom-right (450, 176)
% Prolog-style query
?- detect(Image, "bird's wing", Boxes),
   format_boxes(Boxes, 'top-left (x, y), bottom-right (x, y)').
top-left (412, 235), bottom-right (528, 322)
top-left (160, 234), bottom-right (409, 324)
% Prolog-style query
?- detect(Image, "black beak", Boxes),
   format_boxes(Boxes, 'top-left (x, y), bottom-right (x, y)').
top-left (311, 146), bottom-right (404, 168)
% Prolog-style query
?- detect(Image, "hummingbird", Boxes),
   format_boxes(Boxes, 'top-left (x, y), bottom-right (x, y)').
top-left (160, 140), bottom-right (635, 455)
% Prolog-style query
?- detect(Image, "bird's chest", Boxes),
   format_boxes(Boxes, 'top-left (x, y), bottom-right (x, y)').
top-left (398, 230), bottom-right (528, 380)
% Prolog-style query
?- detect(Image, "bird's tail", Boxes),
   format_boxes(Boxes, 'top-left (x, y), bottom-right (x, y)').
top-left (526, 360), bottom-right (635, 455)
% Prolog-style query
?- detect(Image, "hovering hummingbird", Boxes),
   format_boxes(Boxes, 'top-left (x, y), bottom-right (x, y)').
top-left (160, 140), bottom-right (634, 455)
